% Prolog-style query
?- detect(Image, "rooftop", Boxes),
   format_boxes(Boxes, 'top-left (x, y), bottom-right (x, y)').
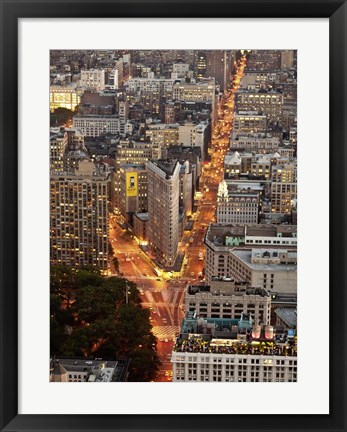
top-left (119, 163), bottom-right (147, 171)
top-left (187, 283), bottom-right (270, 297)
top-left (206, 223), bottom-right (298, 247)
top-left (167, 145), bottom-right (201, 160)
top-left (50, 358), bottom-right (130, 382)
top-left (235, 111), bottom-right (266, 117)
top-left (225, 152), bottom-right (241, 165)
top-left (174, 319), bottom-right (297, 357)
top-left (231, 248), bottom-right (297, 271)
top-left (134, 212), bottom-right (149, 221)
top-left (275, 308), bottom-right (297, 328)
top-left (151, 158), bottom-right (179, 177)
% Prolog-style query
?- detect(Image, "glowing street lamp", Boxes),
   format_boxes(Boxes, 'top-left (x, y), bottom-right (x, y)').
top-left (125, 282), bottom-right (131, 305)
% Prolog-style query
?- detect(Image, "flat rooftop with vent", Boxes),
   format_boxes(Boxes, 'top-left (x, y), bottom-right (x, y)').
top-left (50, 358), bottom-right (130, 382)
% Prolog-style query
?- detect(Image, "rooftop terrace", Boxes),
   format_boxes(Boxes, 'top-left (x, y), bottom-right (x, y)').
top-left (173, 335), bottom-right (297, 357)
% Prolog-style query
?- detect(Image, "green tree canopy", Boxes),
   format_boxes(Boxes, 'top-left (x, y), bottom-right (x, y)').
top-left (50, 107), bottom-right (75, 127)
top-left (50, 266), bottom-right (160, 381)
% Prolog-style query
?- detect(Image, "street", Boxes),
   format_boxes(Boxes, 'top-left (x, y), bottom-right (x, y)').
top-left (109, 55), bottom-right (247, 381)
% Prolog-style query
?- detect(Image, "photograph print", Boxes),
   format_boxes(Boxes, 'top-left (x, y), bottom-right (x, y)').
top-left (49, 49), bottom-right (297, 383)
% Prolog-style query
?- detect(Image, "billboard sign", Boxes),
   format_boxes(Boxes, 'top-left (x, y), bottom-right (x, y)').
top-left (126, 172), bottom-right (138, 197)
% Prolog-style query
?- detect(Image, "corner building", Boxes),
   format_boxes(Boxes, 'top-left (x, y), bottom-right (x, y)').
top-left (147, 159), bottom-right (180, 268)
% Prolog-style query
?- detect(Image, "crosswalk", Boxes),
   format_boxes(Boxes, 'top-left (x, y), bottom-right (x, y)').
top-left (152, 326), bottom-right (180, 341)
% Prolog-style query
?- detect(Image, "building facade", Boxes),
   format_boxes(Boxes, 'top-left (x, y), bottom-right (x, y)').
top-left (204, 224), bottom-right (297, 284)
top-left (217, 180), bottom-right (259, 224)
top-left (271, 163), bottom-right (297, 214)
top-left (171, 317), bottom-right (297, 382)
top-left (172, 350), bottom-right (297, 382)
top-left (80, 69), bottom-right (106, 92)
top-left (173, 81), bottom-right (215, 104)
top-left (146, 123), bottom-right (179, 148)
top-left (118, 164), bottom-right (148, 223)
top-left (50, 84), bottom-right (82, 112)
top-left (186, 281), bottom-right (271, 323)
top-left (178, 121), bottom-right (209, 160)
top-left (50, 131), bottom-right (68, 173)
top-left (228, 248), bottom-right (297, 296)
top-left (235, 92), bottom-right (283, 123)
top-left (230, 134), bottom-right (280, 152)
top-left (233, 112), bottom-right (267, 136)
top-left (73, 115), bottom-right (120, 137)
top-left (50, 161), bottom-right (109, 272)
top-left (147, 159), bottom-right (180, 267)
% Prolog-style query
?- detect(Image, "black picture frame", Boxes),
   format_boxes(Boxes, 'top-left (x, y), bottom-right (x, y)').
top-left (0, 1), bottom-right (346, 431)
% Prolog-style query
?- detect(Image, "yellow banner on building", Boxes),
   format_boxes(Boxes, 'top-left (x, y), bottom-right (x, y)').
top-left (126, 172), bottom-right (138, 197)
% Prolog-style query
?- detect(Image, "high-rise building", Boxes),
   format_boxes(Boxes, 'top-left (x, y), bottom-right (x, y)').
top-left (80, 69), bottom-right (106, 92)
top-left (118, 164), bottom-right (148, 224)
top-left (230, 134), bottom-right (280, 152)
top-left (147, 159), bottom-right (180, 267)
top-left (233, 112), bottom-right (267, 136)
top-left (106, 69), bottom-right (119, 90)
top-left (204, 223), bottom-right (297, 283)
top-left (247, 50), bottom-right (281, 71)
top-left (217, 180), bottom-right (259, 224)
top-left (50, 131), bottom-right (68, 173)
top-left (179, 161), bottom-right (193, 219)
top-left (228, 248), bottom-right (297, 296)
top-left (118, 100), bottom-right (129, 134)
top-left (114, 140), bottom-right (161, 212)
top-left (146, 123), bottom-right (179, 148)
top-left (178, 121), bottom-right (209, 161)
top-left (73, 114), bottom-right (120, 137)
top-left (271, 163), bottom-right (297, 214)
top-left (196, 51), bottom-right (207, 81)
top-left (114, 58), bottom-right (124, 86)
top-left (126, 77), bottom-right (175, 94)
top-left (280, 50), bottom-right (295, 70)
top-left (172, 62), bottom-right (190, 77)
top-left (185, 279), bottom-right (271, 323)
top-left (235, 91), bottom-right (284, 123)
top-left (50, 160), bottom-right (109, 273)
top-left (171, 315), bottom-right (297, 382)
top-left (172, 81), bottom-right (215, 103)
top-left (206, 50), bottom-right (234, 91)
top-left (50, 83), bottom-right (82, 112)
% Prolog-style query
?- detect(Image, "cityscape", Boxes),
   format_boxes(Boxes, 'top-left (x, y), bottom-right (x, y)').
top-left (49, 49), bottom-right (297, 383)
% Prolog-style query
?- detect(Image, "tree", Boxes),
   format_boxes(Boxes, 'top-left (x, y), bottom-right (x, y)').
top-left (50, 107), bottom-right (75, 127)
top-left (76, 269), bottom-right (103, 289)
top-left (112, 256), bottom-right (120, 273)
top-left (50, 267), bottom-right (160, 381)
top-left (108, 241), bottom-right (114, 257)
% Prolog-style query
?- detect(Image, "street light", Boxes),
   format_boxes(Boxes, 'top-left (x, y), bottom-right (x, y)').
top-left (125, 282), bottom-right (131, 305)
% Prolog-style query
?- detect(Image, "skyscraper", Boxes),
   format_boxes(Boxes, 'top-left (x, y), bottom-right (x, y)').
top-left (147, 159), bottom-right (180, 267)
top-left (206, 50), bottom-right (234, 91)
top-left (50, 131), bottom-right (68, 173)
top-left (50, 160), bottom-right (110, 273)
top-left (196, 51), bottom-right (207, 81)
